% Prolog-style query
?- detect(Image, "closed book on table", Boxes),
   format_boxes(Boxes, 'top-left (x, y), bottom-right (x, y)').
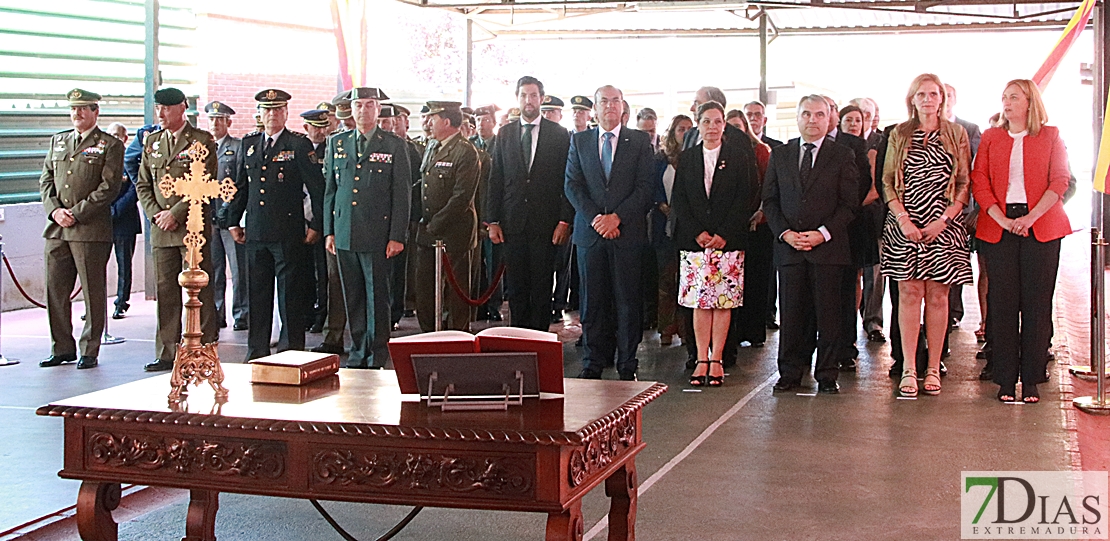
top-left (251, 375), bottom-right (341, 403)
top-left (387, 331), bottom-right (478, 394)
top-left (476, 327), bottom-right (564, 394)
top-left (248, 351), bottom-right (340, 385)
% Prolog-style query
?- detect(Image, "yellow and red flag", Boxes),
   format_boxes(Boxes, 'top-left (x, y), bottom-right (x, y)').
top-left (331, 0), bottom-right (368, 90)
top-left (1096, 98), bottom-right (1110, 193)
top-left (1031, 0), bottom-right (1095, 89)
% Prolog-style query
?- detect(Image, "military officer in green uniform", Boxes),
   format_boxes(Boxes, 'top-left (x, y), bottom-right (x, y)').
top-left (134, 88), bottom-right (220, 372)
top-left (323, 87), bottom-right (410, 368)
top-left (415, 101), bottom-right (480, 332)
top-left (39, 88), bottom-right (124, 369)
top-left (227, 89), bottom-right (325, 360)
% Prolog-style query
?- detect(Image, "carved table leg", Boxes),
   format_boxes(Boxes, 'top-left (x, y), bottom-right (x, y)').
top-left (76, 481), bottom-right (120, 541)
top-left (545, 499), bottom-right (583, 541)
top-left (604, 463), bottom-right (638, 541)
top-left (181, 489), bottom-right (219, 541)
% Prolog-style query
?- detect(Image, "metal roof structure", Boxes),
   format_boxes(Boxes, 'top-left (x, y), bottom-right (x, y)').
top-left (393, 0), bottom-right (1089, 38)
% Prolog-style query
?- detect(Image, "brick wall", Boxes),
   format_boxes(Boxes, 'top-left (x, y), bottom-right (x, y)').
top-left (201, 72), bottom-right (339, 137)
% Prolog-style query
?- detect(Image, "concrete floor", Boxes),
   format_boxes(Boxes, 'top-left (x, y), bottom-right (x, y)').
top-left (0, 271), bottom-right (1074, 540)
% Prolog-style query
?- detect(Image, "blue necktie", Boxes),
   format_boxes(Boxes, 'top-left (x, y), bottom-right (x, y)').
top-left (601, 132), bottom-right (614, 180)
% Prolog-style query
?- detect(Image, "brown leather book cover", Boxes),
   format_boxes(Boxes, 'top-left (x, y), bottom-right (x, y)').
top-left (248, 351), bottom-right (340, 386)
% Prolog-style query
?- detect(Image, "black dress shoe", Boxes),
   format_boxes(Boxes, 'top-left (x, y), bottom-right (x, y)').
top-left (939, 361), bottom-right (948, 377)
top-left (618, 372), bottom-right (637, 381)
top-left (867, 329), bottom-right (886, 343)
top-left (488, 312), bottom-right (502, 322)
top-left (839, 359), bottom-right (857, 371)
top-left (310, 343), bottom-right (345, 355)
top-left (772, 379), bottom-right (798, 393)
top-left (39, 354), bottom-right (77, 367)
top-left (218, 319), bottom-right (227, 329)
top-left (344, 362), bottom-right (369, 369)
top-left (112, 306), bottom-right (127, 320)
top-left (766, 319), bottom-right (780, 330)
top-left (576, 369), bottom-right (602, 379)
top-left (308, 322), bottom-right (324, 334)
top-left (979, 367), bottom-right (993, 381)
top-left (233, 322), bottom-right (248, 331)
top-left (403, 309), bottom-right (416, 318)
top-left (76, 356), bottom-right (98, 369)
top-left (817, 381), bottom-right (840, 394)
top-left (144, 359), bottom-right (174, 372)
top-left (685, 357), bottom-right (698, 370)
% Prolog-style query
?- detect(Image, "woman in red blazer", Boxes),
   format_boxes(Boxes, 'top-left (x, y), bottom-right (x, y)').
top-left (970, 78), bottom-right (1072, 404)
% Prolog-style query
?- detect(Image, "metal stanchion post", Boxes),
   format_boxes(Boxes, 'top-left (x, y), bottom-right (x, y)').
top-left (434, 240), bottom-right (444, 332)
top-left (0, 236), bottom-right (19, 366)
top-left (102, 314), bottom-right (125, 345)
top-left (1075, 193), bottom-right (1110, 415)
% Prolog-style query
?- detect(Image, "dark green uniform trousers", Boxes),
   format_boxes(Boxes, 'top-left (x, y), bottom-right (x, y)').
top-left (45, 239), bottom-right (111, 359)
top-left (337, 248), bottom-right (391, 368)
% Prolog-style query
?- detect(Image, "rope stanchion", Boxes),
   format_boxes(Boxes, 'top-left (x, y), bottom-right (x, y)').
top-left (0, 237), bottom-right (17, 366)
top-left (440, 250), bottom-right (506, 308)
top-left (2, 253), bottom-right (81, 308)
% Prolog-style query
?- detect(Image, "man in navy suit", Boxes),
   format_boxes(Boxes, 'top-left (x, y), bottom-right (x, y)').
top-left (487, 76), bottom-right (572, 332)
top-left (565, 85), bottom-right (655, 380)
top-left (762, 95), bottom-right (859, 394)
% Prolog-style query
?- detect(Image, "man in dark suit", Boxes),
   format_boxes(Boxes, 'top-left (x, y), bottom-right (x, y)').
top-left (324, 88), bottom-right (411, 369)
top-left (743, 100), bottom-right (783, 149)
top-left (227, 88), bottom-right (325, 360)
top-left (205, 101), bottom-right (249, 331)
top-left (134, 88), bottom-right (221, 372)
top-left (822, 96), bottom-right (876, 372)
top-left (487, 76), bottom-right (572, 332)
top-left (763, 95), bottom-right (860, 394)
top-left (415, 101), bottom-right (480, 332)
top-left (39, 88), bottom-right (124, 370)
top-left (104, 123), bottom-right (140, 321)
top-left (565, 85), bottom-right (655, 380)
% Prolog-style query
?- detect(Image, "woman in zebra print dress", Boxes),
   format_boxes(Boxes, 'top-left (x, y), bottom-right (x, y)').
top-left (880, 74), bottom-right (973, 398)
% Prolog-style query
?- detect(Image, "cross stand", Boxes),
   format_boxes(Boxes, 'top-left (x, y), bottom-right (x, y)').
top-left (157, 141), bottom-right (237, 403)
top-left (0, 237), bottom-right (17, 366)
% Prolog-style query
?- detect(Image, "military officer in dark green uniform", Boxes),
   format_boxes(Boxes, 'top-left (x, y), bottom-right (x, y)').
top-left (39, 88), bottom-right (124, 369)
top-left (415, 101), bottom-right (480, 332)
top-left (134, 88), bottom-right (220, 372)
top-left (227, 88), bottom-right (325, 360)
top-left (323, 87), bottom-right (411, 368)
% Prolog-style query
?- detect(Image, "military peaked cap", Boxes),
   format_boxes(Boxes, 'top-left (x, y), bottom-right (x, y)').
top-left (204, 101), bottom-right (235, 117)
top-left (424, 101), bottom-right (462, 115)
top-left (66, 88), bottom-right (101, 107)
top-left (300, 109), bottom-right (330, 127)
top-left (570, 95), bottom-right (593, 110)
top-left (254, 88), bottom-right (291, 109)
top-left (541, 95), bottom-right (564, 110)
top-left (348, 87), bottom-right (389, 101)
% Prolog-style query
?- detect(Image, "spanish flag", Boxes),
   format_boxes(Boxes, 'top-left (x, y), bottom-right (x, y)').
top-left (1032, 0), bottom-right (1095, 89)
top-left (330, 0), bottom-right (368, 90)
top-left (1096, 98), bottom-right (1110, 193)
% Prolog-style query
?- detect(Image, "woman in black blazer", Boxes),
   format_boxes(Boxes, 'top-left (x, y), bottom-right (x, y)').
top-left (671, 101), bottom-right (757, 386)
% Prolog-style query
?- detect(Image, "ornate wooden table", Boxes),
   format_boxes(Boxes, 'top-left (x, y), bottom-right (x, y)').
top-left (36, 365), bottom-right (666, 541)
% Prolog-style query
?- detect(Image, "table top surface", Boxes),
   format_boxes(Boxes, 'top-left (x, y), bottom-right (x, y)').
top-left (38, 365), bottom-right (666, 445)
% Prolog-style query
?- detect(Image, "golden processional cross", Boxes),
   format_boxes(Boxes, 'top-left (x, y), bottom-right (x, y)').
top-left (158, 141), bottom-right (237, 402)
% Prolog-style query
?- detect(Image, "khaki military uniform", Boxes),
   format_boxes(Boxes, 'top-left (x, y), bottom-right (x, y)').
top-left (414, 133), bottom-right (479, 332)
top-left (40, 127), bottom-right (124, 359)
top-left (134, 125), bottom-right (219, 363)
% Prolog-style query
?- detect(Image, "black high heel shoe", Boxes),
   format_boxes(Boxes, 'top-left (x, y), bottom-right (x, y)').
top-left (1022, 383), bottom-right (1040, 404)
top-left (707, 360), bottom-right (725, 387)
top-left (690, 361), bottom-right (708, 387)
top-left (997, 385), bottom-right (1016, 403)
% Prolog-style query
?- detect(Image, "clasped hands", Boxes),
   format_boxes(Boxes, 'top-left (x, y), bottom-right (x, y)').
top-left (51, 208), bottom-right (77, 228)
top-left (898, 217), bottom-right (946, 244)
top-left (1002, 215), bottom-right (1034, 238)
top-left (592, 213), bottom-right (621, 240)
top-left (782, 230), bottom-right (825, 251)
top-left (696, 231), bottom-right (726, 250)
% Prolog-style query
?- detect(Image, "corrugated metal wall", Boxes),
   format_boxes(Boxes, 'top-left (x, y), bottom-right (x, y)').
top-left (0, 0), bottom-right (198, 203)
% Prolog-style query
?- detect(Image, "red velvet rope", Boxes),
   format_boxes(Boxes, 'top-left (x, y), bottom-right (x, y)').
top-left (3, 253), bottom-right (82, 308)
top-left (439, 250), bottom-right (506, 307)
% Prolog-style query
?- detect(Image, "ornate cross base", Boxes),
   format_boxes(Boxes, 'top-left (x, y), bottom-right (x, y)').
top-left (169, 268), bottom-right (227, 403)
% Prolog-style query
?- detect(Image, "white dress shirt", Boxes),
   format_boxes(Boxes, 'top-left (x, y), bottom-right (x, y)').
top-left (702, 143), bottom-right (720, 197)
top-left (521, 115), bottom-right (541, 168)
top-left (597, 124), bottom-right (621, 162)
top-left (1005, 130), bottom-right (1028, 204)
